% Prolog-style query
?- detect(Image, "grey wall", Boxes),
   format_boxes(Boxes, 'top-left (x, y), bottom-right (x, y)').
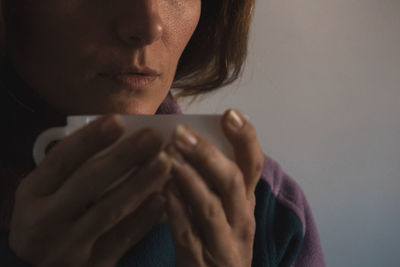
top-left (178, 0), bottom-right (400, 266)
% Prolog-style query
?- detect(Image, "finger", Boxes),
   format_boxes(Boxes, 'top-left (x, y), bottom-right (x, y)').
top-left (221, 109), bottom-right (264, 196)
top-left (169, 126), bottom-right (249, 226)
top-left (166, 158), bottom-right (231, 253)
top-left (72, 151), bottom-right (171, 242)
top-left (164, 181), bottom-right (204, 266)
top-left (28, 114), bottom-right (124, 196)
top-left (90, 193), bottom-right (166, 266)
top-left (50, 128), bottom-right (163, 215)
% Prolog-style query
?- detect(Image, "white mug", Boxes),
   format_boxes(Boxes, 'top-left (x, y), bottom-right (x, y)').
top-left (33, 114), bottom-right (234, 166)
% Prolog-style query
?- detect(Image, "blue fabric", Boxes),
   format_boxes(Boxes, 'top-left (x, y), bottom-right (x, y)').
top-left (117, 224), bottom-right (175, 267)
top-left (252, 179), bottom-right (303, 267)
top-left (0, 180), bottom-right (305, 267)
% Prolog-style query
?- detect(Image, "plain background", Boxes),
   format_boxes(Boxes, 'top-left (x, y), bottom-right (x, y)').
top-left (178, 0), bottom-right (400, 266)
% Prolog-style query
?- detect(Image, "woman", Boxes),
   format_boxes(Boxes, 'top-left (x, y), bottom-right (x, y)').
top-left (0, 0), bottom-right (325, 266)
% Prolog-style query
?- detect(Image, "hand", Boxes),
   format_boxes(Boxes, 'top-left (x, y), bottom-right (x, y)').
top-left (9, 115), bottom-right (172, 267)
top-left (164, 109), bottom-right (264, 267)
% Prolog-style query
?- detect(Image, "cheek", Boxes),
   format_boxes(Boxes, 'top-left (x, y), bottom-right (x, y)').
top-left (161, 0), bottom-right (201, 59)
top-left (6, 1), bottom-right (81, 69)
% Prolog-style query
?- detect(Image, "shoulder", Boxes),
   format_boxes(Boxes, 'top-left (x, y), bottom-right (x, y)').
top-left (252, 154), bottom-right (326, 267)
top-left (259, 154), bottom-right (308, 235)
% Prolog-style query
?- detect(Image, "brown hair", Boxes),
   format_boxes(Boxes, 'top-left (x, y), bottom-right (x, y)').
top-left (173, 0), bottom-right (255, 98)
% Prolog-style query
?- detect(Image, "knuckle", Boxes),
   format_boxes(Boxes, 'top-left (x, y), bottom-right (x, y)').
top-left (197, 140), bottom-right (218, 161)
top-left (248, 194), bottom-right (256, 208)
top-left (81, 178), bottom-right (98, 198)
top-left (253, 154), bottom-right (264, 176)
top-left (45, 155), bottom-right (71, 175)
top-left (110, 149), bottom-right (130, 166)
top-left (23, 203), bottom-right (52, 231)
top-left (121, 235), bottom-right (134, 246)
top-left (178, 229), bottom-right (196, 246)
top-left (229, 169), bottom-right (244, 191)
top-left (205, 202), bottom-right (218, 219)
top-left (239, 218), bottom-right (256, 243)
top-left (71, 179), bottom-right (98, 205)
top-left (76, 132), bottom-right (92, 148)
top-left (98, 206), bottom-right (125, 226)
top-left (106, 208), bottom-right (124, 224)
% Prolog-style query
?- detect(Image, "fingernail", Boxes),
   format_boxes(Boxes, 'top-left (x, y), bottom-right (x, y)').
top-left (101, 115), bottom-right (124, 139)
top-left (149, 151), bottom-right (172, 173)
top-left (165, 144), bottom-right (185, 164)
top-left (174, 125), bottom-right (198, 149)
top-left (227, 109), bottom-right (244, 130)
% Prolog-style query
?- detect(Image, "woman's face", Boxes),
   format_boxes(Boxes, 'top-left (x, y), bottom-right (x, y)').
top-left (2, 0), bottom-right (201, 114)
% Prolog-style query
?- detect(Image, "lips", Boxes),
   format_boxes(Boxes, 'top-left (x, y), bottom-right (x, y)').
top-left (99, 67), bottom-right (160, 90)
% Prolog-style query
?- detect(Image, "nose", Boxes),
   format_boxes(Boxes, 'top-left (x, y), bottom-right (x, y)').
top-left (116, 0), bottom-right (163, 46)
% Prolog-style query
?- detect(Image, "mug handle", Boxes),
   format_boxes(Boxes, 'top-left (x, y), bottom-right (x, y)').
top-left (33, 127), bottom-right (67, 166)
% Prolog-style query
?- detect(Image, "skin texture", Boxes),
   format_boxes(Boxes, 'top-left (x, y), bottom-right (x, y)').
top-left (2, 1), bottom-right (265, 266)
top-left (164, 110), bottom-right (264, 267)
top-left (1, 0), bottom-right (201, 114)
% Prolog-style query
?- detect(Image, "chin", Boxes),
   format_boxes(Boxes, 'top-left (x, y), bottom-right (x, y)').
top-left (64, 90), bottom-right (162, 115)
top-left (106, 100), bottom-right (157, 115)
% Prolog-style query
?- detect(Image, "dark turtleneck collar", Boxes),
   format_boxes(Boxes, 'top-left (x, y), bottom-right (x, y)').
top-left (0, 56), bottom-right (182, 173)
